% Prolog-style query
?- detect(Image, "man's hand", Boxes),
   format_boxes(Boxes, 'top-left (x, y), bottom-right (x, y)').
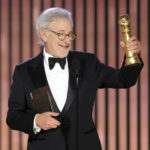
top-left (120, 36), bottom-right (142, 54)
top-left (36, 112), bottom-right (60, 130)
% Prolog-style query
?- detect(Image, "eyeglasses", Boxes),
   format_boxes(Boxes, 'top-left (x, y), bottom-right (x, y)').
top-left (46, 29), bottom-right (76, 41)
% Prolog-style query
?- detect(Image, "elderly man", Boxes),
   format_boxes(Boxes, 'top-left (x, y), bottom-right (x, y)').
top-left (6, 7), bottom-right (143, 150)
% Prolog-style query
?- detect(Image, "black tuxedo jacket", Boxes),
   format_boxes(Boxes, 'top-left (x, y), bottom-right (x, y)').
top-left (6, 50), bottom-right (143, 150)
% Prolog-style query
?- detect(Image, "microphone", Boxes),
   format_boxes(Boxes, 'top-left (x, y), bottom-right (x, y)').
top-left (71, 59), bottom-right (80, 80)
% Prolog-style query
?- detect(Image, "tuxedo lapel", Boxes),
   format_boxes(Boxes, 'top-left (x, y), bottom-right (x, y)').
top-left (27, 52), bottom-right (48, 89)
top-left (62, 51), bottom-right (82, 114)
top-left (61, 67), bottom-right (76, 114)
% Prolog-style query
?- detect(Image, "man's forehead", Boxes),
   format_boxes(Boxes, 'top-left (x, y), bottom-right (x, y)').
top-left (50, 18), bottom-right (72, 26)
top-left (57, 29), bottom-right (73, 33)
top-left (49, 19), bottom-right (73, 32)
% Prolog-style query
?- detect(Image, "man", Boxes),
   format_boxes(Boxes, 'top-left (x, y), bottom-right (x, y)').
top-left (6, 7), bottom-right (143, 150)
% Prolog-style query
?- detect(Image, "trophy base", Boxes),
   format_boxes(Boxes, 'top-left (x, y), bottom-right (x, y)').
top-left (125, 56), bottom-right (141, 66)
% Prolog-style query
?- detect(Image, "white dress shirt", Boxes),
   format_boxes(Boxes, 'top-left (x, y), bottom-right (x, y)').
top-left (33, 49), bottom-right (69, 133)
top-left (43, 49), bottom-right (69, 111)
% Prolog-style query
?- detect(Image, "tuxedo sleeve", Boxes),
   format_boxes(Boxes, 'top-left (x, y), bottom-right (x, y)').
top-left (97, 56), bottom-right (144, 88)
top-left (6, 66), bottom-right (36, 135)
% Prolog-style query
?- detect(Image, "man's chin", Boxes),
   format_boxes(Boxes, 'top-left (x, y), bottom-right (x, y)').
top-left (57, 52), bottom-right (69, 58)
top-left (60, 49), bottom-right (70, 58)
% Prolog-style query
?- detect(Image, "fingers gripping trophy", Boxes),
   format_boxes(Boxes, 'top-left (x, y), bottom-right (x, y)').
top-left (118, 14), bottom-right (141, 66)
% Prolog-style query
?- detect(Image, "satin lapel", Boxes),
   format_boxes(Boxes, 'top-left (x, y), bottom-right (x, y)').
top-left (62, 51), bottom-right (82, 114)
top-left (27, 52), bottom-right (48, 89)
top-left (61, 67), bottom-right (76, 114)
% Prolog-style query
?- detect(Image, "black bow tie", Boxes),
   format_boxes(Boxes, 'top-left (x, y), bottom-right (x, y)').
top-left (48, 57), bottom-right (66, 69)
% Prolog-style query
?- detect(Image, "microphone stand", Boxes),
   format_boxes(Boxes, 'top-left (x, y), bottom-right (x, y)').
top-left (71, 59), bottom-right (80, 150)
top-left (75, 72), bottom-right (79, 150)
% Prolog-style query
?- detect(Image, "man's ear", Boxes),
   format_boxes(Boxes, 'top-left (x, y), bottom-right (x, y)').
top-left (39, 28), bottom-right (48, 42)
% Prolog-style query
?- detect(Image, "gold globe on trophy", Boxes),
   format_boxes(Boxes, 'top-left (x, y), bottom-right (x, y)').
top-left (118, 14), bottom-right (141, 66)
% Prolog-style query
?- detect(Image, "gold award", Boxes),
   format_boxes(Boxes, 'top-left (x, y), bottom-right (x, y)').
top-left (118, 14), bottom-right (141, 66)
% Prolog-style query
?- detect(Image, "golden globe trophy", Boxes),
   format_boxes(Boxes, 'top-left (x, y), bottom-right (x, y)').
top-left (118, 14), bottom-right (141, 66)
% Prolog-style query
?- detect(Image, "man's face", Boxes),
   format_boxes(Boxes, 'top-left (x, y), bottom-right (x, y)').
top-left (43, 18), bottom-right (73, 58)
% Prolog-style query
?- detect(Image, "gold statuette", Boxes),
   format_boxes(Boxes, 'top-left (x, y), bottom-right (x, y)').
top-left (118, 14), bottom-right (141, 66)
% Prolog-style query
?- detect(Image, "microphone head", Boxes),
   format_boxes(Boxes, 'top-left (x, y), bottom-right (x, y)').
top-left (71, 59), bottom-right (80, 75)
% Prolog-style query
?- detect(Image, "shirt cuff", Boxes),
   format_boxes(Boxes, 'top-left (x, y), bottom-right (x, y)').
top-left (33, 114), bottom-right (41, 134)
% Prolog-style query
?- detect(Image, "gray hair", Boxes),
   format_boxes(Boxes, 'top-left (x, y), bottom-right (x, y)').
top-left (36, 7), bottom-right (73, 46)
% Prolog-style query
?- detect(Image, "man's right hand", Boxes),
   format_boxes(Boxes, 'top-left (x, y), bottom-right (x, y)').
top-left (35, 112), bottom-right (61, 130)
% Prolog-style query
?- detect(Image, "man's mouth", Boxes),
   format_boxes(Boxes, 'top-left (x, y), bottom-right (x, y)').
top-left (59, 44), bottom-right (69, 49)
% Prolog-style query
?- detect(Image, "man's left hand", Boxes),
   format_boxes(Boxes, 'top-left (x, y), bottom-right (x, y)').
top-left (120, 36), bottom-right (142, 54)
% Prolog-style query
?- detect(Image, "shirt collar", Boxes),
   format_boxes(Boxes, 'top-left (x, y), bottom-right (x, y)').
top-left (43, 48), bottom-right (54, 66)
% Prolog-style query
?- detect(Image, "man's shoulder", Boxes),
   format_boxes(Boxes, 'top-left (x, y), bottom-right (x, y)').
top-left (69, 50), bottom-right (96, 59)
top-left (16, 52), bottom-right (43, 70)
